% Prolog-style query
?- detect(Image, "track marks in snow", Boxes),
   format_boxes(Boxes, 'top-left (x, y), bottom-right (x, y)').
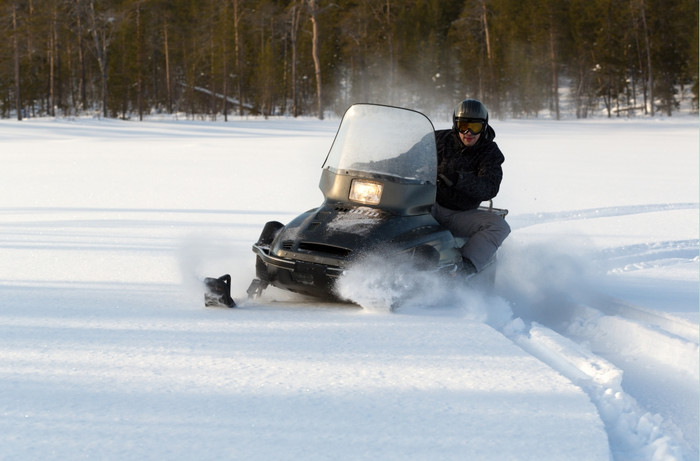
top-left (598, 239), bottom-right (699, 275)
top-left (509, 203), bottom-right (699, 230)
top-left (503, 318), bottom-right (692, 461)
top-left (565, 300), bottom-right (699, 459)
top-left (496, 261), bottom-right (698, 461)
top-left (495, 233), bottom-right (697, 460)
top-left (499, 203), bottom-right (700, 461)
top-left (586, 296), bottom-right (699, 349)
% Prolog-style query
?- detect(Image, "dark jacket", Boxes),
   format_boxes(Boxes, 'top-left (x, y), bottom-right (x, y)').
top-left (434, 126), bottom-right (504, 211)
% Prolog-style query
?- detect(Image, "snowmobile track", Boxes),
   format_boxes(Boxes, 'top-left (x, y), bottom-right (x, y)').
top-left (590, 294), bottom-right (698, 344)
top-left (503, 295), bottom-right (698, 461)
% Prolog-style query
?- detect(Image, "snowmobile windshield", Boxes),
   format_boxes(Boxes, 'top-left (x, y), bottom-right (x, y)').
top-left (322, 104), bottom-right (437, 184)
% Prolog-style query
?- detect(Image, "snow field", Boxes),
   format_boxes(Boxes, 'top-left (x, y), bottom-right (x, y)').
top-left (0, 115), bottom-right (697, 460)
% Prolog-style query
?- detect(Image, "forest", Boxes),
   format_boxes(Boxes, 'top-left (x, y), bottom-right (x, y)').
top-left (1, 0), bottom-right (697, 121)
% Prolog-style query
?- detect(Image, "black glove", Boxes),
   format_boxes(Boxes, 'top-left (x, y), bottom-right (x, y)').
top-left (437, 159), bottom-right (456, 187)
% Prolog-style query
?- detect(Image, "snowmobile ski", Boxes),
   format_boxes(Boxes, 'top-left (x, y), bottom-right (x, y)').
top-left (204, 274), bottom-right (236, 308)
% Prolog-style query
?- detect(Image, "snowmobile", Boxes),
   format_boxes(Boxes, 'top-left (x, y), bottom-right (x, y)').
top-left (204, 103), bottom-right (507, 308)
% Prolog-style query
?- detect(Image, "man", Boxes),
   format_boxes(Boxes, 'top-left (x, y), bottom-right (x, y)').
top-left (433, 99), bottom-right (510, 275)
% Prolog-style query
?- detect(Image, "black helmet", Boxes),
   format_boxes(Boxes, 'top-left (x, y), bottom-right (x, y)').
top-left (453, 99), bottom-right (488, 132)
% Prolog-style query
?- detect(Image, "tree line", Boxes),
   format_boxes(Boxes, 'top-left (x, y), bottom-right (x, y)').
top-left (1, 0), bottom-right (697, 121)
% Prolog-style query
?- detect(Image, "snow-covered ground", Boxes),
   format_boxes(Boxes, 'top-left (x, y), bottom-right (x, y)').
top-left (0, 114), bottom-right (696, 460)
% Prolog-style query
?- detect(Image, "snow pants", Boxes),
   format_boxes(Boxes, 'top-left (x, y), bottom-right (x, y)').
top-left (431, 203), bottom-right (511, 272)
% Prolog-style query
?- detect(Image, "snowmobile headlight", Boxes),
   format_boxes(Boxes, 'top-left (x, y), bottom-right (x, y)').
top-left (349, 179), bottom-right (383, 205)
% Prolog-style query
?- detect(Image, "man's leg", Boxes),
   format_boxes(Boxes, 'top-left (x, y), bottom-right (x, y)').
top-left (432, 204), bottom-right (511, 272)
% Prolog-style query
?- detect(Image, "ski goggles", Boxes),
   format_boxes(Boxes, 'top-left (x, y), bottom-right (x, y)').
top-left (455, 120), bottom-right (485, 135)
